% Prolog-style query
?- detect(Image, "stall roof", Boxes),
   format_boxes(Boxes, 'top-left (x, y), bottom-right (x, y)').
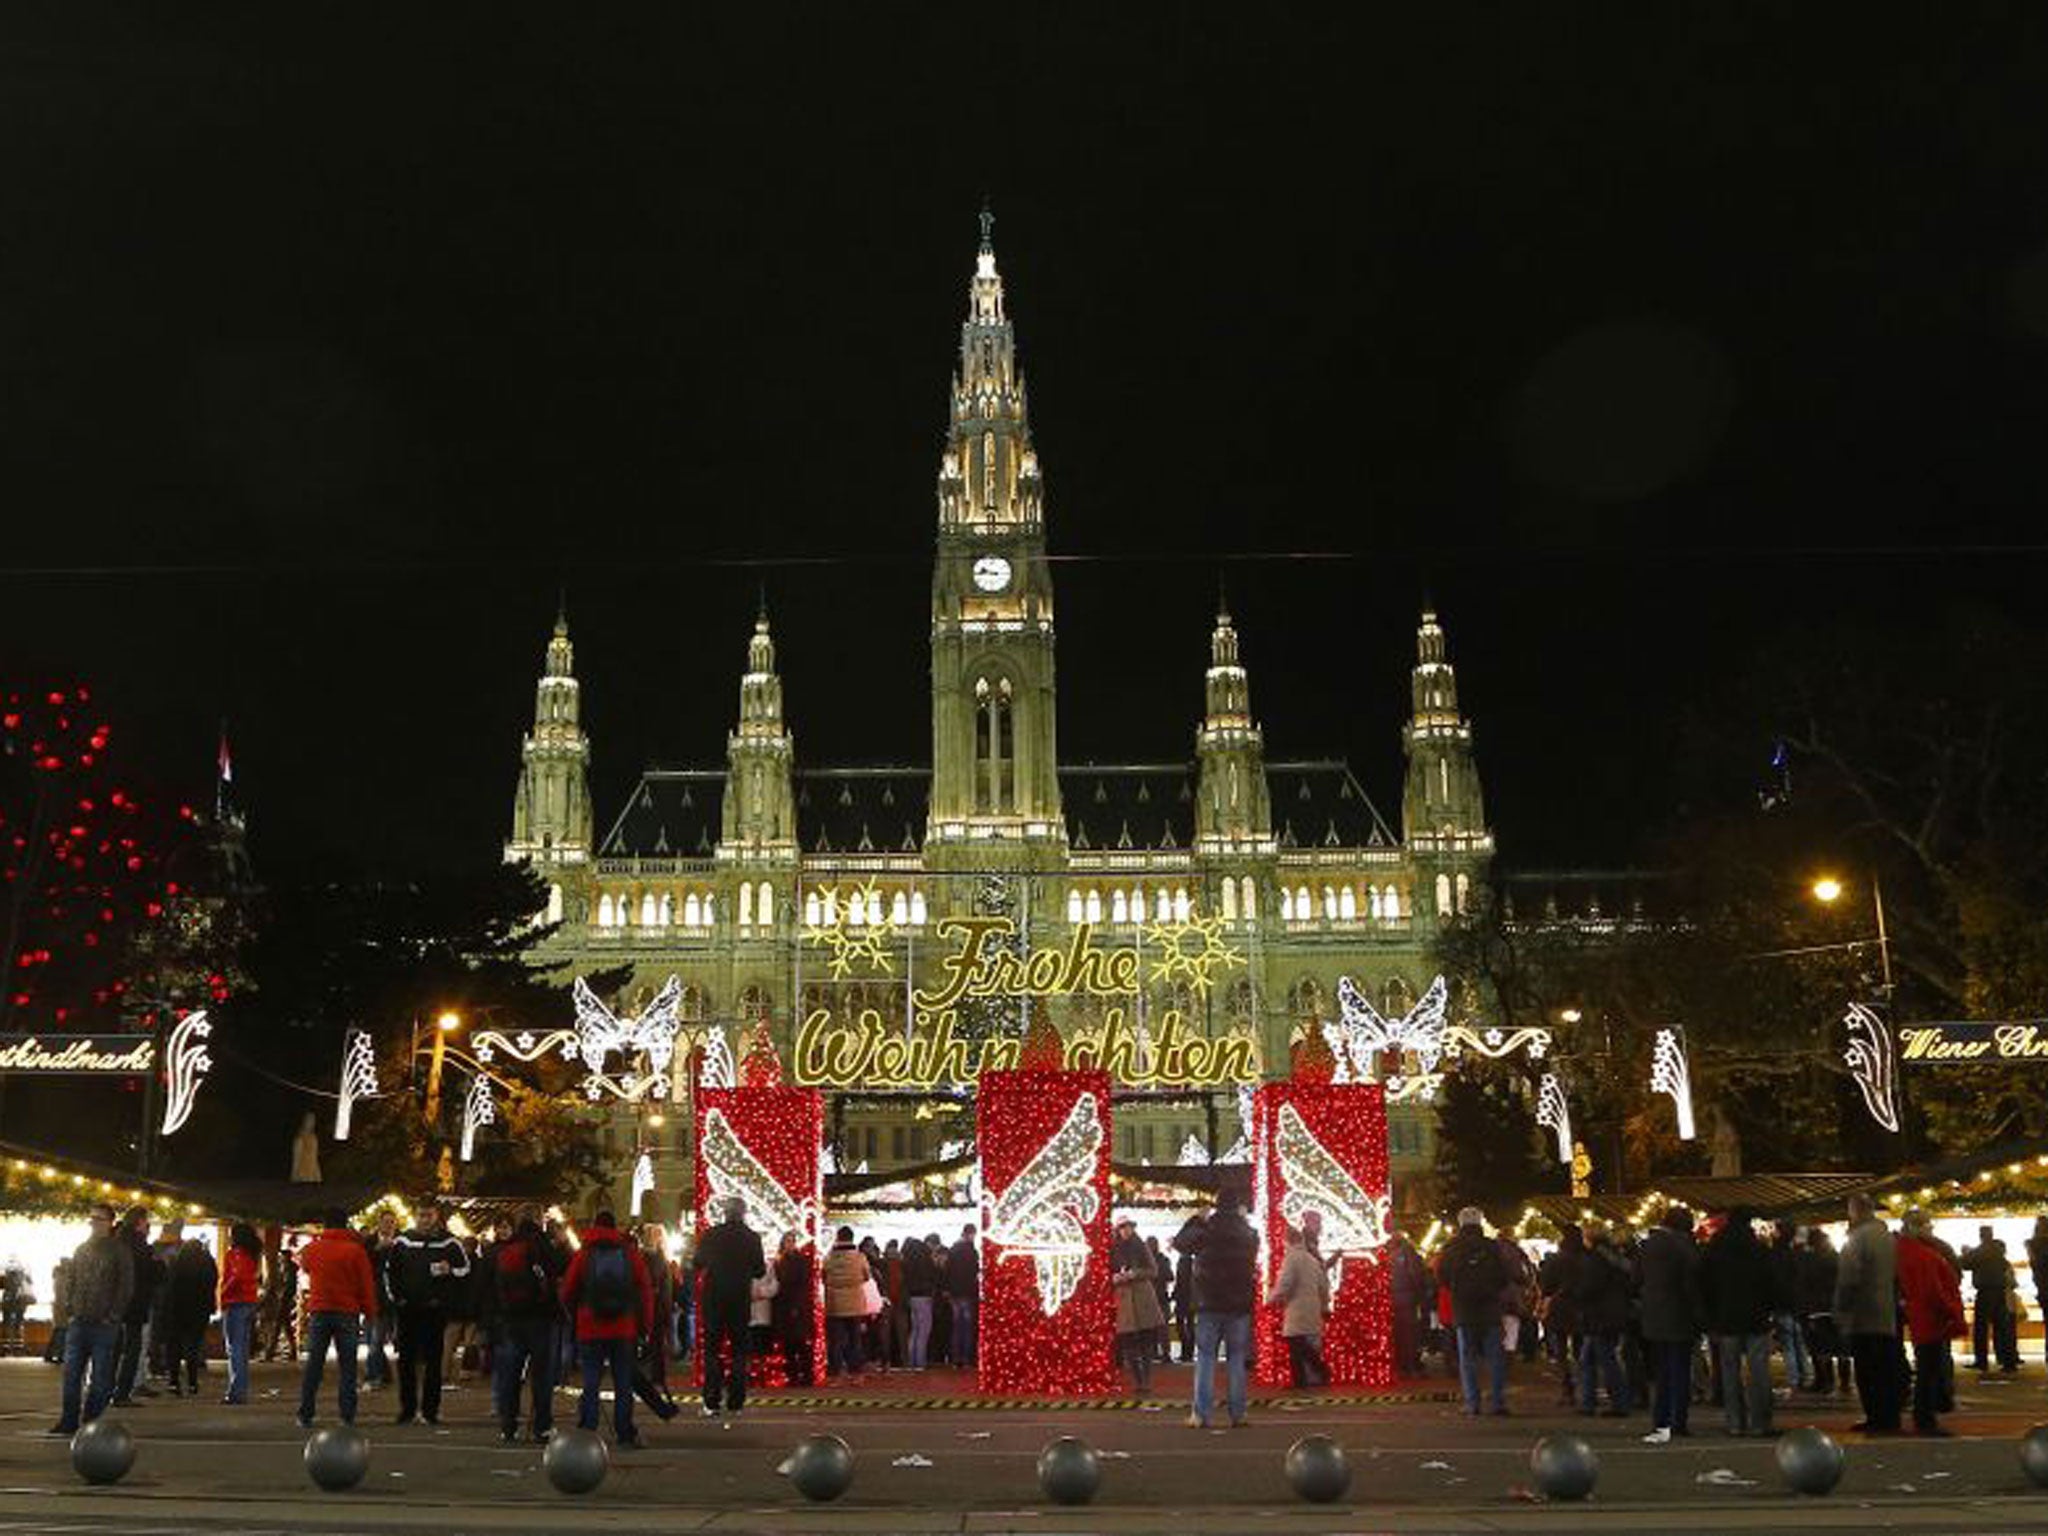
top-left (1526, 1172), bottom-right (1873, 1229)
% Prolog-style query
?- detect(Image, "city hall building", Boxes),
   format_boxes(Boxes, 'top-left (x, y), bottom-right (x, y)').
top-left (503, 220), bottom-right (1491, 1205)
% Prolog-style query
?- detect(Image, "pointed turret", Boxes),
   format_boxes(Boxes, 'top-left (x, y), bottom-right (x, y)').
top-left (1195, 600), bottom-right (1273, 853)
top-left (507, 605), bottom-right (592, 865)
top-left (1401, 606), bottom-right (1490, 917)
top-left (936, 203), bottom-right (1043, 531)
top-left (720, 606), bottom-right (797, 857)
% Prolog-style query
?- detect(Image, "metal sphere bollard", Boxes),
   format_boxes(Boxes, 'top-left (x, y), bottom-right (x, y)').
top-left (1284, 1434), bottom-right (1352, 1502)
top-left (1036, 1435), bottom-right (1102, 1506)
top-left (543, 1427), bottom-right (611, 1495)
top-left (304, 1425), bottom-right (370, 1491)
top-left (2020, 1424), bottom-right (2048, 1489)
top-left (70, 1418), bottom-right (136, 1485)
top-left (1529, 1434), bottom-right (1599, 1501)
top-left (1775, 1426), bottom-right (1845, 1497)
top-left (779, 1433), bottom-right (856, 1502)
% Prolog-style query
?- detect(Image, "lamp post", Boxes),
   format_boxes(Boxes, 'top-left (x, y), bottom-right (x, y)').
top-left (425, 1010), bottom-right (461, 1123)
top-left (1810, 874), bottom-right (1894, 1000)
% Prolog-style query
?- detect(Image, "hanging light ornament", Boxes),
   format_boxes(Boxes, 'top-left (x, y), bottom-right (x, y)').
top-left (1842, 1003), bottom-right (1900, 1133)
top-left (1651, 1028), bottom-right (1695, 1140)
top-left (1535, 1073), bottom-right (1573, 1164)
top-left (334, 1029), bottom-right (377, 1141)
top-left (630, 1149), bottom-right (655, 1217)
top-left (158, 1010), bottom-right (211, 1136)
top-left (459, 1072), bottom-right (496, 1162)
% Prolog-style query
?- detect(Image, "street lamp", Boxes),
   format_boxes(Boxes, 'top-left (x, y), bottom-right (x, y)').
top-left (426, 1010), bottom-right (461, 1123)
top-left (1808, 874), bottom-right (1893, 997)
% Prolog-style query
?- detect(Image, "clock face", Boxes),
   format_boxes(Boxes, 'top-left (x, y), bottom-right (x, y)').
top-left (971, 555), bottom-right (1012, 593)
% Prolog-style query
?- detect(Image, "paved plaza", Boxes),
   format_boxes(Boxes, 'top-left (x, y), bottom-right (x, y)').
top-left (3, 1358), bottom-right (2048, 1534)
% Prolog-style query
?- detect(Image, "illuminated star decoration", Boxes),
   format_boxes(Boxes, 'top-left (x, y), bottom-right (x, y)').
top-left (1325, 975), bottom-right (1448, 1094)
top-left (1144, 910), bottom-right (1245, 998)
top-left (1842, 1003), bottom-right (1900, 1134)
top-left (459, 1072), bottom-right (495, 1162)
top-left (1535, 1073), bottom-right (1573, 1165)
top-left (158, 1010), bottom-right (212, 1136)
top-left (800, 880), bottom-right (899, 979)
top-left (699, 1106), bottom-right (816, 1245)
top-left (985, 1091), bottom-right (1104, 1316)
top-left (630, 1149), bottom-right (655, 1217)
top-left (334, 1028), bottom-right (377, 1141)
top-left (1651, 1027), bottom-right (1696, 1140)
top-left (569, 974), bottom-right (683, 1101)
top-left (1274, 1102), bottom-right (1390, 1296)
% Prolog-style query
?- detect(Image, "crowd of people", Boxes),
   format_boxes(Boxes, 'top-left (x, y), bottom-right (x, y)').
top-left (35, 1193), bottom-right (2048, 1444)
top-left (1410, 1199), bottom-right (2048, 1440)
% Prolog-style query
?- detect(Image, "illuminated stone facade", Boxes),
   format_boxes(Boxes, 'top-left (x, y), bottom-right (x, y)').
top-left (505, 220), bottom-right (1491, 1205)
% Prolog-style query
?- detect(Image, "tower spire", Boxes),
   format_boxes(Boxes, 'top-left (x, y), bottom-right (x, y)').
top-left (1401, 604), bottom-right (1491, 911)
top-left (1195, 606), bottom-right (1272, 852)
top-left (979, 196), bottom-right (994, 255)
top-left (937, 203), bottom-right (1040, 529)
top-left (507, 610), bottom-right (592, 866)
top-left (722, 607), bottom-right (797, 856)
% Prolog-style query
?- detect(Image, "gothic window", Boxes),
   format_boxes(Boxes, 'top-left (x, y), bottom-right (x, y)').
top-left (909, 889), bottom-right (927, 926)
top-left (823, 888), bottom-right (839, 925)
top-left (682, 893), bottom-right (701, 928)
top-left (1154, 889), bottom-right (1171, 923)
top-left (547, 884), bottom-right (563, 923)
top-left (1322, 886), bottom-right (1337, 920)
top-left (803, 890), bottom-right (822, 927)
top-left (597, 894), bottom-right (615, 928)
top-left (1384, 885), bottom-right (1401, 920)
top-left (1173, 887), bottom-right (1191, 922)
top-left (1382, 976), bottom-right (1415, 1016)
top-left (1239, 876), bottom-right (1255, 920)
top-left (1339, 886), bottom-right (1357, 921)
top-left (1456, 872), bottom-right (1471, 914)
top-left (1368, 886), bottom-right (1383, 920)
top-left (982, 430), bottom-right (996, 507)
top-left (892, 890), bottom-right (909, 925)
top-left (1289, 977), bottom-right (1324, 1023)
top-left (703, 893), bottom-right (715, 926)
top-left (973, 675), bottom-right (1013, 813)
top-left (1280, 887), bottom-right (1294, 922)
top-left (739, 883), bottom-right (754, 928)
top-left (1160, 979), bottom-right (1195, 1023)
top-left (658, 893), bottom-right (673, 926)
top-left (1440, 759), bottom-right (1451, 802)
top-left (847, 893), bottom-right (866, 926)
top-left (1066, 890), bottom-right (1083, 924)
top-left (1227, 977), bottom-right (1257, 1024)
top-left (1112, 890), bottom-right (1128, 925)
top-left (1296, 885), bottom-right (1313, 921)
top-left (738, 985), bottom-right (769, 1024)
top-left (802, 983), bottom-right (830, 1021)
top-left (1436, 873), bottom-right (1453, 916)
top-left (1220, 879), bottom-right (1237, 921)
top-left (679, 985), bottom-right (708, 1023)
top-left (758, 882), bottom-right (774, 927)
top-left (1084, 889), bottom-right (1102, 924)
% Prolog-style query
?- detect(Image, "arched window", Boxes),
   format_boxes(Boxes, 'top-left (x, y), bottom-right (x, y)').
top-left (1290, 977), bottom-right (1324, 1024)
top-left (803, 890), bottom-right (821, 926)
top-left (1384, 885), bottom-right (1401, 920)
top-left (1455, 872), bottom-right (1471, 914)
top-left (1155, 889), bottom-right (1172, 922)
top-left (909, 890), bottom-right (927, 926)
top-left (757, 882), bottom-right (774, 927)
top-left (974, 675), bottom-right (1014, 813)
top-left (1111, 890), bottom-right (1128, 925)
top-left (1280, 888), bottom-right (1294, 922)
top-left (1239, 876), bottom-right (1255, 920)
top-left (823, 889), bottom-right (839, 925)
top-left (1160, 979), bottom-right (1195, 1023)
top-left (1436, 873), bottom-right (1453, 916)
top-left (1368, 886), bottom-right (1383, 920)
top-left (703, 893), bottom-right (716, 926)
top-left (1296, 886), bottom-right (1312, 921)
top-left (1383, 976), bottom-right (1416, 1016)
top-left (847, 893), bottom-right (866, 926)
top-left (597, 894), bottom-right (615, 928)
top-left (1322, 886), bottom-right (1337, 920)
top-left (1173, 887), bottom-right (1191, 922)
top-left (1227, 977), bottom-right (1257, 1023)
top-left (892, 890), bottom-right (909, 925)
top-left (1084, 889), bottom-right (1101, 923)
top-left (547, 884), bottom-right (563, 923)
top-left (1338, 886), bottom-right (1357, 920)
top-left (1220, 879), bottom-right (1237, 921)
top-left (738, 882), bottom-right (754, 928)
top-left (659, 893), bottom-right (675, 926)
top-left (738, 985), bottom-right (769, 1024)
top-left (682, 893), bottom-right (701, 928)
top-left (1067, 890), bottom-right (1083, 924)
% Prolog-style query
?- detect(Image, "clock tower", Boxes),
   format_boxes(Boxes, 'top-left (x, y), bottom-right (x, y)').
top-left (927, 208), bottom-right (1064, 868)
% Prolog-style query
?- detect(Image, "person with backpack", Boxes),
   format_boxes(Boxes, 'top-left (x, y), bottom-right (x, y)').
top-left (1173, 1188), bottom-right (1259, 1429)
top-left (1435, 1207), bottom-right (1511, 1416)
top-left (488, 1214), bottom-right (562, 1442)
top-left (691, 1197), bottom-right (766, 1418)
top-left (385, 1204), bottom-right (471, 1426)
top-left (559, 1209), bottom-right (653, 1446)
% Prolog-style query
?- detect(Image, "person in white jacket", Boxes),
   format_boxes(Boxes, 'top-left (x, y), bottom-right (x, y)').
top-left (1267, 1226), bottom-right (1331, 1388)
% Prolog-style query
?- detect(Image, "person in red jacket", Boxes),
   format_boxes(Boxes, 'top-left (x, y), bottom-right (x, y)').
top-left (559, 1210), bottom-right (653, 1446)
top-left (296, 1210), bottom-right (379, 1427)
top-left (1896, 1208), bottom-right (1966, 1436)
top-left (216, 1223), bottom-right (262, 1405)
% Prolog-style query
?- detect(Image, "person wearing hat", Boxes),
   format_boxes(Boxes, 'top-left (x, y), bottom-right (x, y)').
top-left (1112, 1218), bottom-right (1166, 1396)
top-left (1173, 1187), bottom-right (1258, 1428)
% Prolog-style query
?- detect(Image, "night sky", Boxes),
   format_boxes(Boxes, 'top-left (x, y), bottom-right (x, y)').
top-left (3, 7), bottom-right (2045, 881)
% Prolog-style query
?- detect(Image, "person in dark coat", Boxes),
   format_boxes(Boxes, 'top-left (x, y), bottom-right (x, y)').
top-left (1147, 1236), bottom-right (1172, 1363)
top-left (1636, 1206), bottom-right (1702, 1442)
top-left (1172, 1248), bottom-right (1196, 1362)
top-left (109, 1209), bottom-right (161, 1407)
top-left (385, 1205), bottom-right (472, 1426)
top-left (1960, 1226), bottom-right (2019, 1373)
top-left (1698, 1209), bottom-right (1778, 1436)
top-left (770, 1232), bottom-right (814, 1385)
top-left (901, 1230), bottom-right (937, 1369)
top-left (164, 1237), bottom-right (219, 1396)
top-left (486, 1215), bottom-right (562, 1443)
top-left (1797, 1227), bottom-right (1847, 1393)
top-left (1537, 1226), bottom-right (1584, 1404)
top-left (691, 1196), bottom-right (767, 1417)
top-left (1571, 1229), bottom-right (1632, 1415)
top-left (1768, 1219), bottom-right (1812, 1390)
top-left (945, 1225), bottom-right (979, 1368)
top-left (1173, 1188), bottom-right (1258, 1428)
top-left (1434, 1207), bottom-right (1510, 1416)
